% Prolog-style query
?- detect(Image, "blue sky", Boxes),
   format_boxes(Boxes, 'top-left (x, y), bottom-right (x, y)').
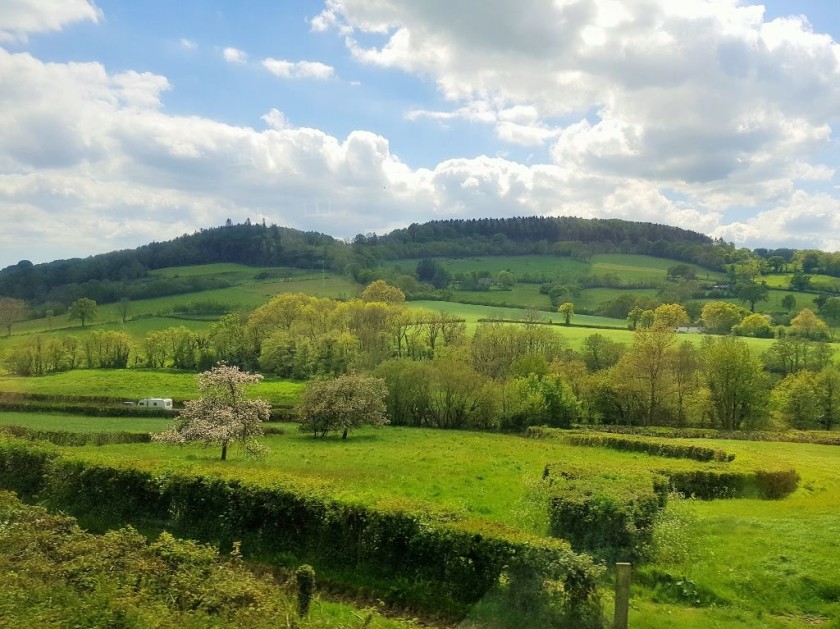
top-left (1, 1), bottom-right (839, 269)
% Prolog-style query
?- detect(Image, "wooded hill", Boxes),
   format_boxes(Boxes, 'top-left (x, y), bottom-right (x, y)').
top-left (5, 215), bottom-right (840, 311)
top-left (0, 216), bottom-right (721, 305)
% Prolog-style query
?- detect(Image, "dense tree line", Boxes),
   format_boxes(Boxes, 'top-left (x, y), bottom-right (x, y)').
top-left (354, 216), bottom-right (727, 270)
top-left (8, 283), bottom-right (838, 433)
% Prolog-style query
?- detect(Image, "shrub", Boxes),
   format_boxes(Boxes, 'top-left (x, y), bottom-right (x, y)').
top-left (543, 464), bottom-right (668, 563)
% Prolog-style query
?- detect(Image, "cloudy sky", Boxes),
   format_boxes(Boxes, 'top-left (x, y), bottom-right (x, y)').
top-left (1, 0), bottom-right (839, 269)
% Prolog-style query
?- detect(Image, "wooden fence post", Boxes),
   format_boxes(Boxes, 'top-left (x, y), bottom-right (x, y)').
top-left (614, 562), bottom-right (631, 629)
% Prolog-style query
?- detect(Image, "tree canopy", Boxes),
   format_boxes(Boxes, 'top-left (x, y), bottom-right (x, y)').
top-left (154, 364), bottom-right (271, 459)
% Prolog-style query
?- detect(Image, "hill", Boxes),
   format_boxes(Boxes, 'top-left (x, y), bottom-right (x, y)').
top-left (0, 216), bottom-right (723, 308)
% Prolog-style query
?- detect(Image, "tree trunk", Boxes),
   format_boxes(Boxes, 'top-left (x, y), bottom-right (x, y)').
top-left (342, 427), bottom-right (348, 439)
top-left (221, 442), bottom-right (228, 460)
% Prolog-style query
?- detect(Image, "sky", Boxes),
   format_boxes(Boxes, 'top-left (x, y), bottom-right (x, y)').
top-left (1, 0), bottom-right (839, 270)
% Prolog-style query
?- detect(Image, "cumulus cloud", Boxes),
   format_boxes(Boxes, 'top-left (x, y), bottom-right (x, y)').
top-left (0, 0), bottom-right (100, 42)
top-left (317, 0), bottom-right (840, 208)
top-left (222, 47), bottom-right (247, 63)
top-left (3, 0), bottom-right (840, 267)
top-left (262, 58), bottom-right (335, 80)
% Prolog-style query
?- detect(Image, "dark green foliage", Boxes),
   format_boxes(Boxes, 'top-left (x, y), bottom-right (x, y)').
top-left (295, 564), bottom-right (316, 616)
top-left (665, 468), bottom-right (799, 500)
top-left (587, 424), bottom-right (840, 446)
top-left (0, 222), bottom-right (341, 305)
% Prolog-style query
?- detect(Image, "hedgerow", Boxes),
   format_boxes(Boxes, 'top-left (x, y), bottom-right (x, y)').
top-left (542, 464), bottom-right (669, 563)
top-left (581, 424), bottom-right (840, 446)
top-left (0, 437), bottom-right (604, 623)
top-left (551, 430), bottom-right (735, 462)
top-left (535, 428), bottom-right (799, 562)
top-left (0, 424), bottom-right (152, 446)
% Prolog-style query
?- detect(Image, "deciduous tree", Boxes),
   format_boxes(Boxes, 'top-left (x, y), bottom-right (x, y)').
top-left (298, 372), bottom-right (388, 438)
top-left (0, 297), bottom-right (25, 336)
top-left (557, 302), bottom-right (575, 325)
top-left (67, 298), bottom-right (97, 328)
top-left (154, 364), bottom-right (270, 460)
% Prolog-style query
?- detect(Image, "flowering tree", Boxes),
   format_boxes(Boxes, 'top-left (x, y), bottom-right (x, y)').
top-left (298, 373), bottom-right (388, 439)
top-left (154, 364), bottom-right (271, 460)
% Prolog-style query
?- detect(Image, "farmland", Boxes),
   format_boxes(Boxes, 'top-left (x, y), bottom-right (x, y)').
top-left (1, 247), bottom-right (840, 627)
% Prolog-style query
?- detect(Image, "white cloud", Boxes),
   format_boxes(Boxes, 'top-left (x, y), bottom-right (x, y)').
top-left (262, 58), bottom-right (335, 80)
top-left (0, 0), bottom-right (100, 42)
top-left (317, 0), bottom-right (840, 208)
top-left (223, 47), bottom-right (247, 64)
top-left (179, 38), bottom-right (197, 51)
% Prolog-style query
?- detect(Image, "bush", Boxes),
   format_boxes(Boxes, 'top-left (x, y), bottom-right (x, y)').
top-left (543, 465), bottom-right (668, 563)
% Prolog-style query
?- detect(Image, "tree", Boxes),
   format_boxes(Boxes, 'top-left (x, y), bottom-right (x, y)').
top-left (701, 337), bottom-right (769, 430)
top-left (581, 333), bottom-right (625, 372)
top-left (618, 326), bottom-right (677, 426)
top-left (118, 297), bottom-right (130, 324)
top-left (360, 280), bottom-right (405, 305)
top-left (820, 297), bottom-right (840, 329)
top-left (789, 272), bottom-right (812, 292)
top-left (297, 372), bottom-right (388, 438)
top-left (781, 294), bottom-right (796, 314)
top-left (653, 303), bottom-right (689, 329)
top-left (558, 302), bottom-right (575, 326)
top-left (790, 309), bottom-right (830, 340)
top-left (0, 297), bottom-right (26, 336)
top-left (67, 298), bottom-right (97, 328)
top-left (772, 371), bottom-right (821, 429)
top-left (153, 364), bottom-right (271, 460)
top-left (733, 313), bottom-right (774, 338)
top-left (816, 367), bottom-right (840, 430)
top-left (701, 301), bottom-right (746, 334)
top-left (734, 281), bottom-right (769, 312)
top-left (626, 306), bottom-right (644, 330)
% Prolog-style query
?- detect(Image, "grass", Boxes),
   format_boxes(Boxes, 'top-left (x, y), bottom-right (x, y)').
top-left (0, 369), bottom-right (304, 405)
top-left (389, 254), bottom-right (723, 284)
top-left (0, 412), bottom-right (170, 433)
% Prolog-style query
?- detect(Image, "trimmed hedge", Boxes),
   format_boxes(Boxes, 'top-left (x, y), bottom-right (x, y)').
top-left (555, 431), bottom-right (735, 462)
top-left (0, 400), bottom-right (174, 418)
top-left (665, 467), bottom-right (800, 500)
top-left (0, 438), bottom-right (603, 622)
top-left (543, 464), bottom-right (669, 563)
top-left (581, 424), bottom-right (840, 446)
top-left (0, 425), bottom-right (151, 446)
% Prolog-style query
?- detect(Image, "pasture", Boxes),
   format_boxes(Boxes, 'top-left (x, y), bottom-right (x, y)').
top-left (2, 416), bottom-right (838, 628)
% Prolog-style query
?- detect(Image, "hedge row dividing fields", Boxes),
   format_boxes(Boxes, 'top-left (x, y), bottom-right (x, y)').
top-left (528, 427), bottom-right (799, 564)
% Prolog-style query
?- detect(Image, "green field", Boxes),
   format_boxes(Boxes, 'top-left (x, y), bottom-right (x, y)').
top-left (12, 422), bottom-right (836, 628)
top-left (390, 253), bottom-right (723, 283)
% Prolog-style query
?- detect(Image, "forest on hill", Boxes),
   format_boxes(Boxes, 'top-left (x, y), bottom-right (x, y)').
top-left (0, 217), bottom-right (723, 307)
